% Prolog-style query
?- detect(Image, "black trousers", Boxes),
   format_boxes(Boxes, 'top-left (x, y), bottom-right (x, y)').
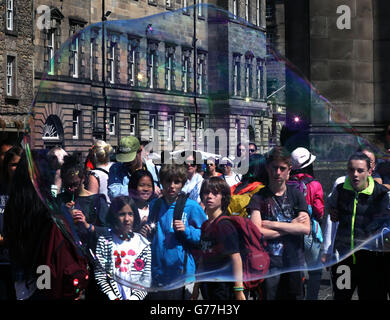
top-left (331, 250), bottom-right (389, 300)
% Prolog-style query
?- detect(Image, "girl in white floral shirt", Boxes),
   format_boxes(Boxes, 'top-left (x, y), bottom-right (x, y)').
top-left (95, 196), bottom-right (151, 300)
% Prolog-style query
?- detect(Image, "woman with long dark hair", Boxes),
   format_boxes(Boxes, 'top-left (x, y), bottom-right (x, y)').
top-left (3, 150), bottom-right (89, 299)
top-left (57, 154), bottom-right (109, 251)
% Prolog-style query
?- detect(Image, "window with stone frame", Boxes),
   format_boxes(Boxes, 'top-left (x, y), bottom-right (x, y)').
top-left (232, 0), bottom-right (239, 19)
top-left (245, 52), bottom-right (254, 98)
top-left (90, 28), bottom-right (99, 81)
top-left (109, 111), bottom-right (117, 136)
top-left (256, 0), bottom-right (261, 26)
top-left (198, 0), bottom-right (204, 17)
top-left (43, 10), bottom-right (63, 76)
top-left (107, 32), bottom-right (120, 84)
top-left (233, 53), bottom-right (241, 96)
top-left (166, 0), bottom-right (173, 9)
top-left (69, 19), bottom-right (86, 79)
top-left (165, 45), bottom-right (176, 91)
top-left (197, 51), bottom-right (207, 95)
top-left (149, 113), bottom-right (158, 141)
top-left (182, 0), bottom-right (189, 14)
top-left (167, 115), bottom-right (174, 142)
top-left (130, 112), bottom-right (138, 136)
top-left (245, 0), bottom-right (250, 22)
top-left (197, 116), bottom-right (204, 143)
top-left (183, 116), bottom-right (190, 142)
top-left (256, 58), bottom-right (265, 99)
top-left (148, 0), bottom-right (157, 6)
top-left (128, 37), bottom-right (140, 87)
top-left (72, 110), bottom-right (81, 139)
top-left (6, 0), bottom-right (15, 32)
top-left (147, 41), bottom-right (159, 89)
top-left (6, 56), bottom-right (16, 97)
top-left (182, 48), bottom-right (191, 93)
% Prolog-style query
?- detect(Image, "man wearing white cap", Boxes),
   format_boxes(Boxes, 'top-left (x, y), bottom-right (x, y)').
top-left (107, 136), bottom-right (146, 201)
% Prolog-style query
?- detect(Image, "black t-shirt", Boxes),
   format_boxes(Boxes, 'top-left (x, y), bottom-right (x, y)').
top-left (247, 185), bottom-right (308, 267)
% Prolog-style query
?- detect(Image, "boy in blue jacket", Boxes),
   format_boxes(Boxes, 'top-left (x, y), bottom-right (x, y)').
top-left (141, 163), bottom-right (207, 300)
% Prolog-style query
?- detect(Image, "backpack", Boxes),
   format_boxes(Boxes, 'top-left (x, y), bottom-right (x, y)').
top-left (148, 193), bottom-right (191, 280)
top-left (218, 215), bottom-right (270, 291)
top-left (227, 183), bottom-right (264, 217)
top-left (287, 176), bottom-right (323, 242)
top-left (286, 176), bottom-right (314, 198)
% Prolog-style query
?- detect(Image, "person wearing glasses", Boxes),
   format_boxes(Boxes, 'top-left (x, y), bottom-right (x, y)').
top-left (249, 142), bottom-right (258, 156)
top-left (220, 157), bottom-right (242, 188)
top-left (107, 136), bottom-right (147, 201)
top-left (181, 151), bottom-right (204, 203)
top-left (204, 157), bottom-right (222, 179)
top-left (235, 143), bottom-right (252, 176)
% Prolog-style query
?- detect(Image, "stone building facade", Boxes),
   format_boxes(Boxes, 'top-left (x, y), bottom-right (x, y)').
top-left (268, 0), bottom-right (390, 194)
top-left (30, 0), bottom-right (283, 159)
top-left (0, 0), bottom-right (34, 143)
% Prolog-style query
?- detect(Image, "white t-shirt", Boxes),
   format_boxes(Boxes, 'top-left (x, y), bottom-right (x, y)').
top-left (181, 173), bottom-right (204, 203)
top-left (91, 162), bottom-right (113, 204)
top-left (222, 172), bottom-right (242, 187)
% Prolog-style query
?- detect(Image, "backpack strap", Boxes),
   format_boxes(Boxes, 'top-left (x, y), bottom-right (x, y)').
top-left (93, 167), bottom-right (110, 175)
top-left (173, 192), bottom-right (189, 221)
top-left (148, 197), bottom-right (163, 226)
top-left (173, 193), bottom-right (189, 275)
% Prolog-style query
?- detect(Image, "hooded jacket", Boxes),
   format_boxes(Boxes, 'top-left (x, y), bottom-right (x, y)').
top-left (149, 197), bottom-right (207, 288)
top-left (334, 176), bottom-right (390, 262)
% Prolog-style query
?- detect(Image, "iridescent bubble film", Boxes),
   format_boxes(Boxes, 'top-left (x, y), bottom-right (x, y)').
top-left (23, 4), bottom-right (390, 295)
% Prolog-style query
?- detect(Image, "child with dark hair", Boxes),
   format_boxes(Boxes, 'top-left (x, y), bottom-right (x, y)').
top-left (56, 155), bottom-right (109, 299)
top-left (248, 146), bottom-right (310, 300)
top-left (141, 163), bottom-right (207, 300)
top-left (128, 169), bottom-right (157, 231)
top-left (95, 196), bottom-right (151, 300)
top-left (192, 177), bottom-right (246, 300)
top-left (57, 155), bottom-right (109, 249)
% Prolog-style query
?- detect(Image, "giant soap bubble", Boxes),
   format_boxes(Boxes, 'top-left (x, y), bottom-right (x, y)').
top-left (22, 3), bottom-right (390, 298)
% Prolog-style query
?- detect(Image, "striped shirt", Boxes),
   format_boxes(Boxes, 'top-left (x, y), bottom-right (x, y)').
top-left (95, 232), bottom-right (151, 300)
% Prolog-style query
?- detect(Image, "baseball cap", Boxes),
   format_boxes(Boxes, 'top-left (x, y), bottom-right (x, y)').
top-left (116, 136), bottom-right (140, 163)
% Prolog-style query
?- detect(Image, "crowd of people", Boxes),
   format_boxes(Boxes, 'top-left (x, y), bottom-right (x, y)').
top-left (0, 127), bottom-right (389, 301)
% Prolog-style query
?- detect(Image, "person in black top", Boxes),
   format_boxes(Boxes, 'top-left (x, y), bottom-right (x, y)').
top-left (192, 177), bottom-right (245, 300)
top-left (248, 146), bottom-right (310, 300)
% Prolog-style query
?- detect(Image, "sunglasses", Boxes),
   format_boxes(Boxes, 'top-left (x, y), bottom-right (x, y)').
top-left (249, 149), bottom-right (256, 153)
top-left (185, 162), bottom-right (197, 167)
top-left (206, 163), bottom-right (215, 167)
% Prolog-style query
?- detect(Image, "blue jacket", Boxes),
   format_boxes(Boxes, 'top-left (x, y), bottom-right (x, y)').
top-left (149, 197), bottom-right (207, 288)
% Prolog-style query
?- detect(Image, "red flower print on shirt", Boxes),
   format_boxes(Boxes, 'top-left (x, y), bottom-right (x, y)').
top-left (134, 259), bottom-right (145, 271)
top-left (120, 251), bottom-right (126, 257)
top-left (128, 249), bottom-right (136, 256)
top-left (115, 256), bottom-right (121, 268)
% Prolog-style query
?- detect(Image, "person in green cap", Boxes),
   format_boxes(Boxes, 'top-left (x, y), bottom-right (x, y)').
top-left (108, 136), bottom-right (146, 201)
